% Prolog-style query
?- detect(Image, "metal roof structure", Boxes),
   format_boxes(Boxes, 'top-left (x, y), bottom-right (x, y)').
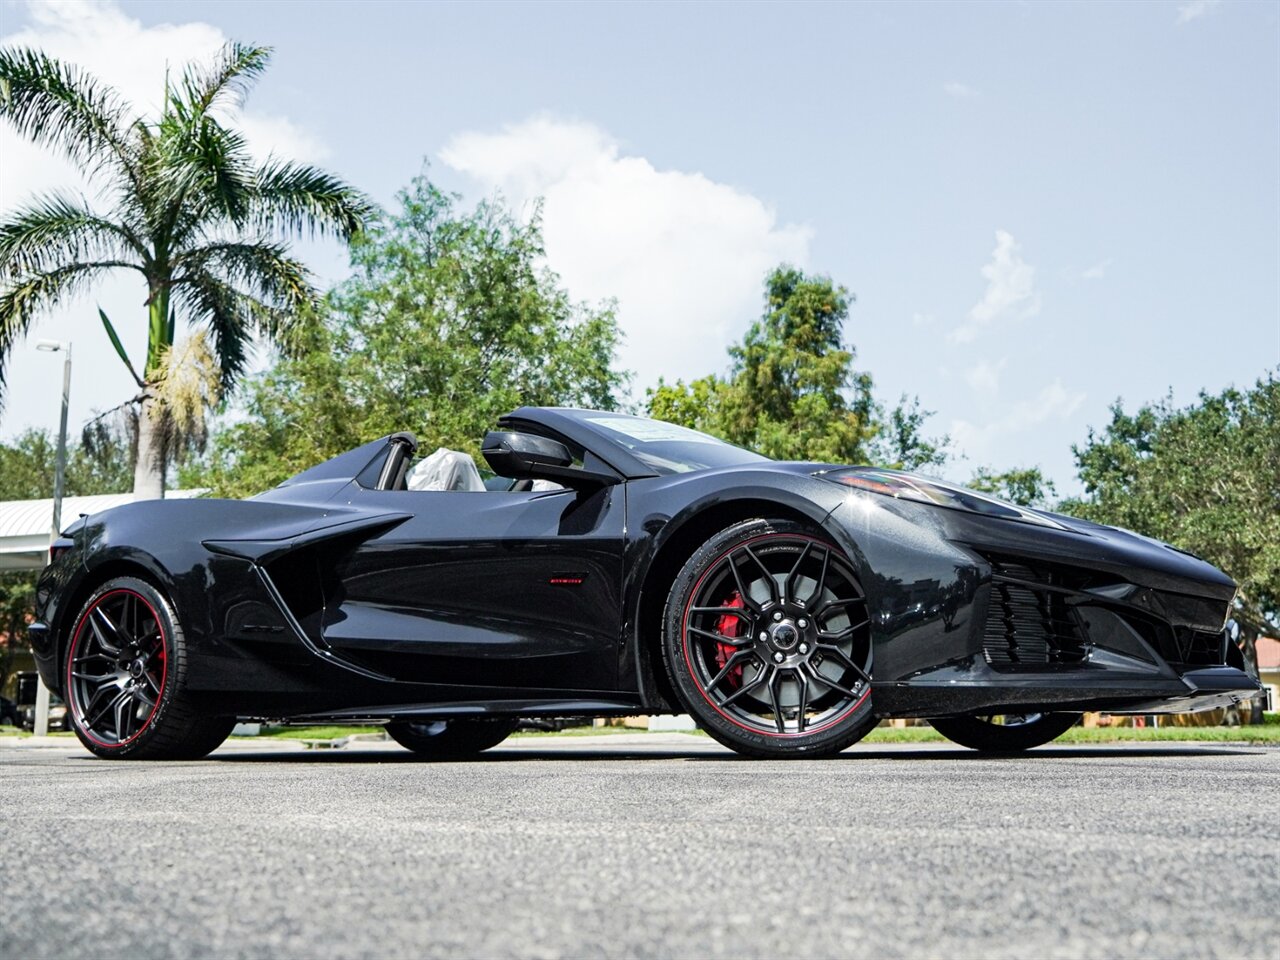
top-left (0, 491), bottom-right (206, 571)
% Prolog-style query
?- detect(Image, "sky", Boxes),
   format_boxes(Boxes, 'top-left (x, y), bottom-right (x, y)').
top-left (0, 0), bottom-right (1277, 495)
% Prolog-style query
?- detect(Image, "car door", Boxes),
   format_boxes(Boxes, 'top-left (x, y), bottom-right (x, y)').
top-left (318, 483), bottom-right (626, 692)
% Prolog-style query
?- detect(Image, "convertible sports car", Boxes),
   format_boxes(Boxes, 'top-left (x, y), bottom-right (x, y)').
top-left (31, 407), bottom-right (1260, 760)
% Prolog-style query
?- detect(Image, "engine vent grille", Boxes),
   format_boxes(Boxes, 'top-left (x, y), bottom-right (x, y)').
top-left (982, 556), bottom-right (1088, 669)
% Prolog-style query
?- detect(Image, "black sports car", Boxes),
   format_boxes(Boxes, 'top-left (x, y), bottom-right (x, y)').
top-left (30, 407), bottom-right (1260, 760)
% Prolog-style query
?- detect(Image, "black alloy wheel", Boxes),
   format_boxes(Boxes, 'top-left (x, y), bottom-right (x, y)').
top-left (385, 717), bottom-right (519, 759)
top-left (663, 519), bottom-right (876, 759)
top-left (927, 712), bottom-right (1080, 752)
top-left (65, 577), bottom-right (234, 760)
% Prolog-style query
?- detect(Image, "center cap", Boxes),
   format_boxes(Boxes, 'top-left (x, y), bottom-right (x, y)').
top-left (770, 621), bottom-right (800, 651)
top-left (129, 659), bottom-right (145, 679)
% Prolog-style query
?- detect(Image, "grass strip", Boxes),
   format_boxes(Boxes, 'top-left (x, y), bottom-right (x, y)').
top-left (1052, 725), bottom-right (1280, 744)
top-left (0, 727), bottom-right (75, 738)
top-left (862, 725), bottom-right (1280, 745)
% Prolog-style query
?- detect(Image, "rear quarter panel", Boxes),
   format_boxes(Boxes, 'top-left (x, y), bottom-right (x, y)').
top-left (34, 497), bottom-right (369, 698)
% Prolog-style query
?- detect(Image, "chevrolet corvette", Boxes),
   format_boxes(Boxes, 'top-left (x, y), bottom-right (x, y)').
top-left (30, 407), bottom-right (1260, 759)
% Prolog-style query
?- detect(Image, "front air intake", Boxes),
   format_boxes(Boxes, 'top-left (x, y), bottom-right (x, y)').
top-left (981, 556), bottom-right (1088, 669)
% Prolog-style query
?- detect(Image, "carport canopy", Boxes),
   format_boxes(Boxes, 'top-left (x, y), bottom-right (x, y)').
top-left (0, 491), bottom-right (205, 571)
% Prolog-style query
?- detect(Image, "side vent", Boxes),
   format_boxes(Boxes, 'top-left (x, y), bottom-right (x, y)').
top-left (982, 556), bottom-right (1088, 669)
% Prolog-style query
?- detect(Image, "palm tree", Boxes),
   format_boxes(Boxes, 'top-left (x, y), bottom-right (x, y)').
top-left (0, 43), bottom-right (372, 498)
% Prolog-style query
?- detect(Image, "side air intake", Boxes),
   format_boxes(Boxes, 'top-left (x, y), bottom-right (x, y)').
top-left (981, 556), bottom-right (1088, 669)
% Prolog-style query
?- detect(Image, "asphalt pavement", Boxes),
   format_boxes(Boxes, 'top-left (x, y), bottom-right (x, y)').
top-left (1, 734), bottom-right (1277, 960)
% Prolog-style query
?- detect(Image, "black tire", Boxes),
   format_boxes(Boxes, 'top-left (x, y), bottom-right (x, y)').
top-left (928, 712), bottom-right (1079, 752)
top-left (662, 518), bottom-right (876, 759)
top-left (385, 717), bottom-right (518, 759)
top-left (64, 576), bottom-right (234, 760)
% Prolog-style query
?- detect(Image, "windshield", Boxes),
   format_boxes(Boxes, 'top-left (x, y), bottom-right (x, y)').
top-left (584, 414), bottom-right (768, 475)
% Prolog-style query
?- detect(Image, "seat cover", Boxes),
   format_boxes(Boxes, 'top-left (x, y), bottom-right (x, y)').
top-left (405, 448), bottom-right (486, 492)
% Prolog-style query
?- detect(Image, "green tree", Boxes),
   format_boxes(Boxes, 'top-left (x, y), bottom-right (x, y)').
top-left (189, 176), bottom-right (627, 498)
top-left (872, 395), bottom-right (950, 472)
top-left (646, 375), bottom-right (724, 437)
top-left (968, 466), bottom-right (1057, 508)
top-left (0, 422), bottom-right (133, 696)
top-left (1060, 373), bottom-right (1279, 708)
top-left (722, 266), bottom-right (877, 462)
top-left (0, 424), bottom-right (134, 499)
top-left (0, 43), bottom-right (372, 499)
top-left (0, 575), bottom-right (33, 702)
top-left (647, 265), bottom-right (947, 467)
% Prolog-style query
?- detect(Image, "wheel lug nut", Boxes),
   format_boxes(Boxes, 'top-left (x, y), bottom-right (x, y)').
top-left (773, 652), bottom-right (784, 663)
top-left (758, 631), bottom-right (769, 642)
top-left (798, 619), bottom-right (808, 628)
top-left (799, 643), bottom-right (809, 654)
top-left (773, 611), bottom-right (783, 621)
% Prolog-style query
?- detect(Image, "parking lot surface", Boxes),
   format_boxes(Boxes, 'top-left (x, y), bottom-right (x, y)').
top-left (2, 734), bottom-right (1277, 959)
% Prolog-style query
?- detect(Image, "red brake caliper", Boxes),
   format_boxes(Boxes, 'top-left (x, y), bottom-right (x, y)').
top-left (713, 592), bottom-right (746, 690)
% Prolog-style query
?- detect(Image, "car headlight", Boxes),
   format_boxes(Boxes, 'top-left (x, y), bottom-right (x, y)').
top-left (818, 468), bottom-right (1066, 530)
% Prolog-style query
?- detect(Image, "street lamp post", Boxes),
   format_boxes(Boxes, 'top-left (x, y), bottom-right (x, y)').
top-left (33, 339), bottom-right (71, 738)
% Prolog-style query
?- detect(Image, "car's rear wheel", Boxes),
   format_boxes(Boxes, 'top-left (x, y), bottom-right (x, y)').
top-left (662, 519), bottom-right (876, 759)
top-left (65, 577), bottom-right (234, 760)
top-left (385, 717), bottom-right (518, 758)
top-left (927, 712), bottom-right (1079, 752)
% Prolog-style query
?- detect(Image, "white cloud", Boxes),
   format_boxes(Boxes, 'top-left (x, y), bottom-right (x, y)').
top-left (1176, 0), bottom-right (1223, 25)
top-left (964, 357), bottom-right (1007, 399)
top-left (950, 379), bottom-right (1086, 465)
top-left (1, 1), bottom-right (325, 212)
top-left (950, 230), bottom-right (1040, 343)
top-left (1081, 258), bottom-right (1113, 280)
top-left (0, 0), bottom-right (328, 439)
top-left (943, 80), bottom-right (979, 99)
top-left (441, 116), bottom-right (812, 395)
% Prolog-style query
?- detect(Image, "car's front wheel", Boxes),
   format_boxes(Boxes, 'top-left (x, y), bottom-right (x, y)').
top-left (65, 577), bottom-right (234, 760)
top-left (927, 712), bottom-right (1079, 752)
top-left (662, 519), bottom-right (876, 759)
top-left (385, 718), bottom-right (518, 758)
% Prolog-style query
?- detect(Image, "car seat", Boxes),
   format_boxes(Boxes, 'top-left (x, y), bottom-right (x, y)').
top-left (405, 448), bottom-right (486, 492)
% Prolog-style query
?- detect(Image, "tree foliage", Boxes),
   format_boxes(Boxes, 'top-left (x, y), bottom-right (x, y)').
top-left (0, 575), bottom-right (32, 700)
top-left (647, 266), bottom-right (947, 468)
top-left (189, 177), bottom-right (627, 498)
top-left (0, 423), bottom-right (133, 695)
top-left (1060, 373), bottom-right (1279, 636)
top-left (0, 43), bottom-right (372, 497)
top-left (968, 466), bottom-right (1058, 508)
top-left (0, 424), bottom-right (134, 499)
top-left (870, 395), bottom-right (950, 472)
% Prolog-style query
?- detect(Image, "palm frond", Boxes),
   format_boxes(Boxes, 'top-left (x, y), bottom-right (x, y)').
top-left (175, 240), bottom-right (314, 317)
top-left (148, 112), bottom-right (257, 244)
top-left (178, 42), bottom-right (271, 116)
top-left (172, 269), bottom-right (284, 389)
top-left (0, 261), bottom-right (129, 403)
top-left (0, 192), bottom-right (146, 281)
top-left (99, 307), bottom-right (146, 387)
top-left (252, 160), bottom-right (375, 240)
top-left (0, 47), bottom-right (139, 182)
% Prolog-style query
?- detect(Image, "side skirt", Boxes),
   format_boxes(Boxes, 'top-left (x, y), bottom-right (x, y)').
top-left (260, 697), bottom-right (644, 725)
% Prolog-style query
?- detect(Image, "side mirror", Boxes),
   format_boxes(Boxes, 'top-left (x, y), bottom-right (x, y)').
top-left (481, 431), bottom-right (618, 491)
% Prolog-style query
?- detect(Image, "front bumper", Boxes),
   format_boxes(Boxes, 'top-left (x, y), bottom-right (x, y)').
top-left (873, 666), bottom-right (1261, 719)
top-left (832, 494), bottom-right (1261, 718)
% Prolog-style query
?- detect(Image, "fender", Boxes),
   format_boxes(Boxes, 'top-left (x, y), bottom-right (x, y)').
top-left (621, 467), bottom-right (866, 709)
